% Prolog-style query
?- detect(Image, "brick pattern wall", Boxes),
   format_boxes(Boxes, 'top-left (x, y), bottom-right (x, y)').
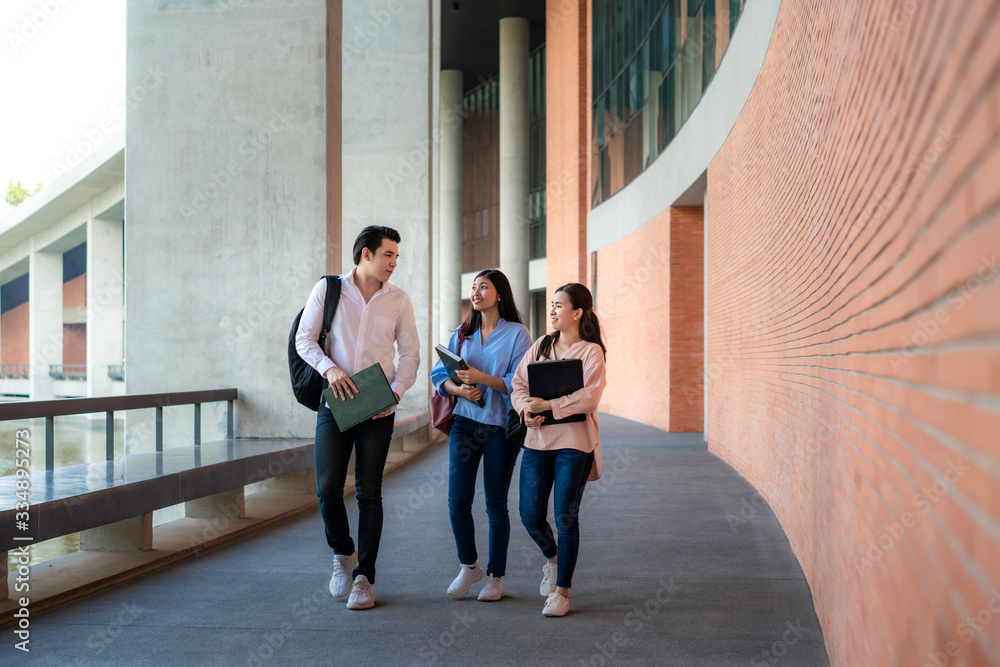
top-left (64, 273), bottom-right (86, 308)
top-left (706, 1), bottom-right (1000, 664)
top-left (63, 324), bottom-right (86, 365)
top-left (669, 206), bottom-right (704, 431)
top-left (462, 107), bottom-right (499, 273)
top-left (593, 206), bottom-right (703, 432)
top-left (545, 0), bottom-right (590, 290)
top-left (0, 303), bottom-right (29, 365)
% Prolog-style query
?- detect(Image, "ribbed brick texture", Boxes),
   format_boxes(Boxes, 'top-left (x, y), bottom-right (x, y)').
top-left (545, 0), bottom-right (590, 289)
top-left (706, 1), bottom-right (1000, 664)
top-left (594, 207), bottom-right (703, 432)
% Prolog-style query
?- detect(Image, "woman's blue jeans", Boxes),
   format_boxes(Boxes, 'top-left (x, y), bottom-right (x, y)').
top-left (315, 406), bottom-right (394, 585)
top-left (518, 447), bottom-right (593, 589)
top-left (448, 415), bottom-right (520, 576)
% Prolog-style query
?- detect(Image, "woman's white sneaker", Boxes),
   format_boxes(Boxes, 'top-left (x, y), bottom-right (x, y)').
top-left (477, 575), bottom-right (505, 601)
top-left (542, 592), bottom-right (569, 617)
top-left (539, 562), bottom-right (557, 596)
top-left (447, 562), bottom-right (485, 597)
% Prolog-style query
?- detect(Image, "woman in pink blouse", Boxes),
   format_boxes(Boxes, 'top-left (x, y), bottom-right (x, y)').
top-left (510, 283), bottom-right (607, 617)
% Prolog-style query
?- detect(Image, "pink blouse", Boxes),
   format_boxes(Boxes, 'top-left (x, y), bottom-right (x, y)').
top-left (510, 337), bottom-right (607, 453)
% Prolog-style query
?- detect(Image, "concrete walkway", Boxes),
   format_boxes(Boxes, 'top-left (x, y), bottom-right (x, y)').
top-left (20, 414), bottom-right (829, 666)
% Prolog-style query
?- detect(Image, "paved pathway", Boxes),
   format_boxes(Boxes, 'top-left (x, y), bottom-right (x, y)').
top-left (21, 414), bottom-right (829, 666)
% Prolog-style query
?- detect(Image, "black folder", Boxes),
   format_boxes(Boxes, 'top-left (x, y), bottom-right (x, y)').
top-left (322, 363), bottom-right (398, 431)
top-left (434, 344), bottom-right (486, 408)
top-left (527, 358), bottom-right (587, 426)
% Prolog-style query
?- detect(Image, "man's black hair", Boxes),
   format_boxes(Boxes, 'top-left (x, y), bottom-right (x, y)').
top-left (353, 226), bottom-right (401, 265)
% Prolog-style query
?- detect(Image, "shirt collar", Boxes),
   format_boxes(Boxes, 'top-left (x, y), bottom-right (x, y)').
top-left (346, 268), bottom-right (395, 298)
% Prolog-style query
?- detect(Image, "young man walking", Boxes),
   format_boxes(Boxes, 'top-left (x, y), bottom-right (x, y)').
top-left (295, 225), bottom-right (420, 610)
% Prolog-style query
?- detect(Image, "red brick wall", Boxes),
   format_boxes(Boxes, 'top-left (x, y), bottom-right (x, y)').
top-left (462, 103), bottom-right (499, 273)
top-left (706, 1), bottom-right (1000, 665)
top-left (593, 207), bottom-right (703, 432)
top-left (63, 273), bottom-right (86, 308)
top-left (1, 303), bottom-right (29, 365)
top-left (545, 0), bottom-right (590, 289)
top-left (63, 324), bottom-right (86, 365)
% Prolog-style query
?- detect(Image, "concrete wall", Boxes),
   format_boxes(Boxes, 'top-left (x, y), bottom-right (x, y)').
top-left (126, 0), bottom-right (329, 443)
top-left (341, 0), bottom-right (437, 412)
top-left (707, 1), bottom-right (1000, 664)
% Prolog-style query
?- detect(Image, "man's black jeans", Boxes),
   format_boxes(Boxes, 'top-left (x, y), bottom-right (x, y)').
top-left (315, 405), bottom-right (395, 584)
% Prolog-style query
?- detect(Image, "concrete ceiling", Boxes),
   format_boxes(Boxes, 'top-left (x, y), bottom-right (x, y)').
top-left (440, 0), bottom-right (547, 93)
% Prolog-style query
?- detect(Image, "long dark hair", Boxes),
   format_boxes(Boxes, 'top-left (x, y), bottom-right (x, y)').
top-left (537, 283), bottom-right (607, 360)
top-left (461, 269), bottom-right (523, 336)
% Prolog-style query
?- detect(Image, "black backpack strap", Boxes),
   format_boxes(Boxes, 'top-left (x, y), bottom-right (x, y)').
top-left (319, 275), bottom-right (342, 348)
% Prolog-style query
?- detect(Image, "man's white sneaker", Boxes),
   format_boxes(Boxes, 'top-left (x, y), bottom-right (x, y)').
top-left (542, 592), bottom-right (569, 617)
top-left (329, 550), bottom-right (358, 598)
top-left (346, 575), bottom-right (375, 610)
top-left (478, 575), bottom-right (505, 601)
top-left (539, 562), bottom-right (557, 596)
top-left (447, 562), bottom-right (485, 597)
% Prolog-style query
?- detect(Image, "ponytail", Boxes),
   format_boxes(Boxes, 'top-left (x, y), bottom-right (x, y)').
top-left (580, 310), bottom-right (607, 358)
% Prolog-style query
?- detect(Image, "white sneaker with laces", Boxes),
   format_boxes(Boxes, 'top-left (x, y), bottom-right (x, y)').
top-left (346, 575), bottom-right (375, 610)
top-left (539, 562), bottom-right (557, 596)
top-left (447, 562), bottom-right (485, 597)
top-left (542, 592), bottom-right (569, 617)
top-left (329, 550), bottom-right (358, 598)
top-left (478, 575), bottom-right (505, 601)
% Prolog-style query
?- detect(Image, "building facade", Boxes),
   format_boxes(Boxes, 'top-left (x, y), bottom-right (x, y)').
top-left (3, 0), bottom-right (996, 663)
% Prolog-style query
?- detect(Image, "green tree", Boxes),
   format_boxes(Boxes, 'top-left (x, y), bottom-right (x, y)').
top-left (4, 180), bottom-right (42, 207)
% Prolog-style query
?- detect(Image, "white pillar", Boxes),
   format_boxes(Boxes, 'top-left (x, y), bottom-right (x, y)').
top-left (87, 216), bottom-right (125, 397)
top-left (499, 17), bottom-right (531, 317)
top-left (439, 70), bottom-right (464, 343)
top-left (28, 242), bottom-right (62, 400)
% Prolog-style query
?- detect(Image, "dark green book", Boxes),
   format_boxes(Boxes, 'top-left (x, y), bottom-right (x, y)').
top-left (322, 363), bottom-right (398, 431)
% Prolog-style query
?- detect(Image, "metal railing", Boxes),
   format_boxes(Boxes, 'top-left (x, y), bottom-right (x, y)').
top-left (0, 389), bottom-right (238, 471)
top-left (0, 364), bottom-right (29, 379)
top-left (49, 364), bottom-right (87, 380)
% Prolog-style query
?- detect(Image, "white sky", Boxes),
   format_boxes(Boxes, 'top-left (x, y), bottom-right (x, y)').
top-left (0, 0), bottom-right (126, 214)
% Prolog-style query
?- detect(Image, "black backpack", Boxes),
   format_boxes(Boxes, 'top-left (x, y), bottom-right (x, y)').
top-left (288, 275), bottom-right (342, 411)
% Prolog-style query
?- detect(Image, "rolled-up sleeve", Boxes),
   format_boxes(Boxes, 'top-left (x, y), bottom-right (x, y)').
top-left (549, 344), bottom-right (607, 420)
top-left (390, 296), bottom-right (421, 398)
top-left (294, 278), bottom-right (337, 377)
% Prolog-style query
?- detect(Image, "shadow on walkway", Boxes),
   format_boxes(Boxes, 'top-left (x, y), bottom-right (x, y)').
top-left (26, 414), bottom-right (829, 666)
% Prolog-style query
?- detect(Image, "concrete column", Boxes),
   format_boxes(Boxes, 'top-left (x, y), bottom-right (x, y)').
top-left (28, 242), bottom-right (62, 400)
top-left (126, 0), bottom-right (329, 440)
top-left (499, 17), bottom-right (531, 316)
top-left (80, 513), bottom-right (153, 551)
top-left (87, 216), bottom-right (125, 397)
top-left (439, 70), bottom-right (464, 342)
top-left (342, 0), bottom-right (435, 415)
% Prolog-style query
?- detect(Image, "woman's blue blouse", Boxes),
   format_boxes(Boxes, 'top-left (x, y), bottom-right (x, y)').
top-left (430, 318), bottom-right (532, 427)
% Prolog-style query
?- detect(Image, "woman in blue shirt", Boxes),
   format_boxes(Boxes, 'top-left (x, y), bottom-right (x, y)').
top-left (430, 269), bottom-right (531, 601)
